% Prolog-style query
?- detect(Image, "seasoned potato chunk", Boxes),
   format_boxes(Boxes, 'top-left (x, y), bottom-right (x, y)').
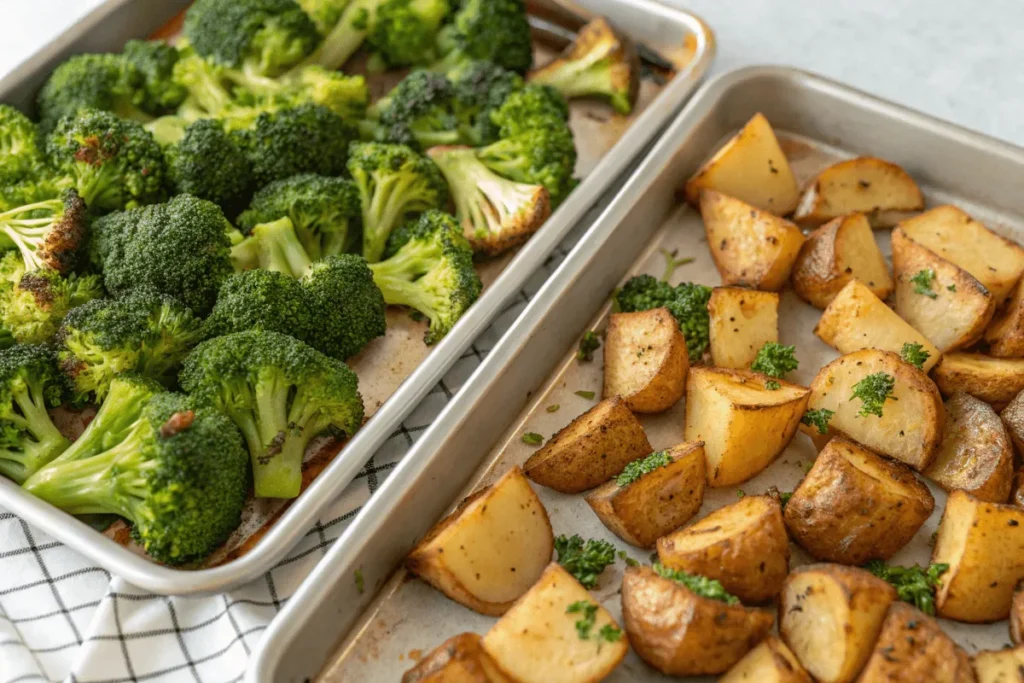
top-left (857, 602), bottom-right (974, 682)
top-left (1001, 390), bottom-right (1024, 456)
top-left (1012, 583), bottom-right (1024, 645)
top-left (792, 157), bottom-right (924, 228)
top-left (985, 279), bottom-right (1024, 358)
top-left (720, 636), bottom-right (812, 683)
top-left (403, 633), bottom-right (511, 683)
top-left (1013, 470), bottom-right (1024, 510)
top-left (603, 308), bottom-right (688, 413)
top-left (708, 287), bottom-right (779, 369)
top-left (932, 353), bottom-right (1024, 409)
top-left (973, 645), bottom-right (1024, 682)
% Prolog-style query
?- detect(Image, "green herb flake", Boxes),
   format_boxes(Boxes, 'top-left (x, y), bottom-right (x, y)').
top-left (736, 489), bottom-right (746, 498)
top-left (900, 342), bottom-right (930, 370)
top-left (864, 560), bottom-right (949, 615)
top-left (779, 491), bottom-right (793, 507)
top-left (653, 563), bottom-right (739, 605)
top-left (851, 372), bottom-right (897, 418)
top-left (617, 550), bottom-right (639, 567)
top-left (574, 390), bottom-right (596, 400)
top-left (801, 408), bottom-right (834, 435)
top-left (659, 248), bottom-right (695, 282)
top-left (555, 535), bottom-right (617, 589)
top-left (354, 569), bottom-right (365, 594)
top-left (522, 432), bottom-right (544, 446)
top-left (751, 342), bottom-right (799, 378)
top-left (765, 379), bottom-right (781, 390)
top-left (546, 404), bottom-right (560, 413)
top-left (577, 330), bottom-right (601, 362)
top-left (598, 623), bottom-right (622, 644)
top-left (566, 600), bottom-right (599, 640)
top-left (616, 450), bottom-right (672, 487)
top-left (947, 284), bottom-right (957, 292)
top-left (911, 269), bottom-right (938, 299)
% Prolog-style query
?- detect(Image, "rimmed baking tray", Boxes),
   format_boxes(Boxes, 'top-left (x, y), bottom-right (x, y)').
top-left (247, 65), bottom-right (1024, 682)
top-left (0, 0), bottom-right (716, 595)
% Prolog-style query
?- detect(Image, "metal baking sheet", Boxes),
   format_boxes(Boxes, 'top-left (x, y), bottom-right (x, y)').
top-left (0, 0), bottom-right (715, 594)
top-left (247, 66), bottom-right (1024, 682)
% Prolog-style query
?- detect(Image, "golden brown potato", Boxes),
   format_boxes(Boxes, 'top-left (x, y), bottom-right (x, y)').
top-left (973, 646), bottom-right (1024, 683)
top-left (603, 308), bottom-right (688, 413)
top-left (1011, 583), bottom-right (1024, 646)
top-left (1001, 390), bottom-right (1024, 456)
top-left (784, 437), bottom-right (933, 564)
top-left (985, 280), bottom-right (1024, 358)
top-left (707, 287), bottom-right (779, 369)
top-left (685, 367), bottom-right (810, 487)
top-left (406, 467), bottom-right (554, 616)
top-left (933, 353), bottom-right (1024, 409)
top-left (891, 226), bottom-right (996, 352)
top-left (524, 396), bottom-right (651, 494)
top-left (585, 441), bottom-right (705, 548)
top-left (802, 349), bottom-right (944, 471)
top-left (932, 490), bottom-right (1024, 622)
top-left (683, 112), bottom-right (800, 214)
top-left (657, 494), bottom-right (789, 603)
top-left (924, 392), bottom-right (1014, 502)
top-left (792, 157), bottom-right (924, 228)
top-left (791, 213), bottom-right (895, 308)
top-left (814, 279), bottom-right (940, 372)
top-left (481, 563), bottom-right (628, 683)
top-left (403, 633), bottom-right (511, 683)
top-left (720, 636), bottom-right (812, 683)
top-left (856, 602), bottom-right (975, 683)
top-left (779, 564), bottom-right (897, 683)
top-left (1013, 471), bottom-right (1024, 510)
top-left (621, 565), bottom-right (774, 676)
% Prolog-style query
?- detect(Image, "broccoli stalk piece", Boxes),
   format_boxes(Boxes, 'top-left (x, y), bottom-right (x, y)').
top-left (301, 255), bottom-right (387, 359)
top-left (180, 330), bottom-right (365, 498)
top-left (430, 0), bottom-right (533, 74)
top-left (23, 392), bottom-right (249, 566)
top-left (0, 345), bottom-right (70, 484)
top-left (166, 119), bottom-right (255, 216)
top-left (302, 0), bottom-right (384, 71)
top-left (477, 127), bottom-right (577, 206)
top-left (232, 217), bottom-right (314, 279)
top-left (365, 0), bottom-right (450, 70)
top-left (0, 105), bottom-right (46, 183)
top-left (0, 190), bottom-right (87, 274)
top-left (426, 145), bottom-right (550, 257)
top-left (0, 253), bottom-right (103, 346)
top-left (614, 275), bottom-right (712, 362)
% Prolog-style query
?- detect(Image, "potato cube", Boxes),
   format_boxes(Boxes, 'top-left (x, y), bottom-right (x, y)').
top-left (719, 636), bottom-right (812, 683)
top-left (986, 279), bottom-right (1024, 358)
top-left (932, 353), bottom-right (1024, 409)
top-left (792, 157), bottom-right (923, 228)
top-left (707, 287), bottom-right (779, 369)
top-left (604, 308), bottom-right (689, 413)
top-left (856, 602), bottom-right (974, 682)
top-left (403, 633), bottom-right (511, 683)
top-left (973, 645), bottom-right (1024, 683)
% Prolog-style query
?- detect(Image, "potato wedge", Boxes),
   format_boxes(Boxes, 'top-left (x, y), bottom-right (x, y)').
top-left (898, 205), bottom-right (1024, 304)
top-left (1001, 390), bottom-right (1024, 456)
top-left (603, 308), bottom-right (688, 413)
top-left (1013, 470), bottom-right (1024, 510)
top-left (1012, 583), bottom-right (1024, 646)
top-left (708, 287), bottom-right (779, 369)
top-left (685, 367), bottom-right (810, 487)
top-left (793, 157), bottom-right (924, 228)
top-left (403, 633), bottom-right (511, 683)
top-left (481, 563), bottom-right (628, 683)
top-left (856, 602), bottom-right (975, 683)
top-left (720, 636), bottom-right (812, 683)
top-left (802, 349), bottom-right (944, 470)
top-left (621, 565), bottom-right (774, 676)
top-left (784, 437), bottom-right (934, 564)
top-left (779, 564), bottom-right (897, 683)
top-left (973, 646), bottom-right (1024, 683)
top-left (891, 226), bottom-right (996, 352)
top-left (792, 213), bottom-right (895, 308)
top-left (815, 279), bottom-right (940, 372)
top-left (924, 392), bottom-right (1014, 502)
top-left (701, 190), bottom-right (806, 291)
top-left (406, 467), bottom-right (554, 616)
top-left (932, 489), bottom-right (1024, 622)
top-left (683, 112), bottom-right (800, 214)
top-left (585, 441), bottom-right (705, 548)
top-left (524, 397), bottom-right (651, 494)
top-left (932, 353), bottom-right (1024, 409)
top-left (985, 280), bottom-right (1024, 358)
top-left (657, 494), bottom-right (789, 603)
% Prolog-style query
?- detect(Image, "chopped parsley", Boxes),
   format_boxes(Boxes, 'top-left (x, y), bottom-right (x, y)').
top-left (354, 569), bottom-right (364, 594)
top-left (598, 624), bottom-right (623, 644)
top-left (522, 432), bottom-right (544, 446)
top-left (555, 535), bottom-right (616, 588)
top-left (617, 550), bottom-right (639, 567)
top-left (577, 331), bottom-right (601, 361)
top-left (900, 342), bottom-right (930, 370)
top-left (659, 248), bottom-right (694, 282)
top-left (801, 408), bottom-right (834, 435)
top-left (765, 379), bottom-right (781, 390)
top-left (546, 404), bottom-right (560, 413)
top-left (779, 491), bottom-right (792, 507)
top-left (566, 600), bottom-right (598, 639)
top-left (947, 284), bottom-right (956, 292)
top-left (616, 450), bottom-right (672, 487)
top-left (574, 390), bottom-right (596, 400)
top-left (751, 342), bottom-right (799, 378)
top-left (910, 269), bottom-right (938, 299)
top-left (864, 560), bottom-right (949, 615)
top-left (736, 489), bottom-right (746, 498)
top-left (851, 372), bottom-right (897, 418)
top-left (653, 563), bottom-right (739, 605)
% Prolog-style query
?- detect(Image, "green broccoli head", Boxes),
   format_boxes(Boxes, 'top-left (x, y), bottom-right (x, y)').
top-left (283, 66), bottom-right (369, 120)
top-left (303, 0), bottom-right (384, 72)
top-left (366, 0), bottom-right (450, 69)
top-left (477, 126), bottom-right (577, 206)
top-left (301, 255), bottom-right (387, 359)
top-left (490, 84), bottom-right (569, 139)
top-left (0, 188), bottom-right (88, 274)
top-left (347, 142), bottom-right (449, 262)
top-left (36, 53), bottom-right (148, 132)
top-left (449, 61), bottom-right (523, 145)
top-left (121, 40), bottom-right (189, 114)
top-left (0, 177), bottom-right (66, 213)
top-left (298, 0), bottom-right (350, 33)
top-left (432, 0), bottom-right (532, 74)
top-left (0, 258), bottom-right (103, 346)
top-left (169, 49), bottom-right (236, 120)
top-left (369, 209), bottom-right (481, 344)
top-left (0, 105), bottom-right (46, 183)
top-left (614, 275), bottom-right (712, 361)
top-left (167, 119), bottom-right (255, 215)
top-left (231, 217), bottom-right (314, 279)
top-left (204, 269), bottom-right (314, 342)
top-left (0, 344), bottom-right (70, 484)
top-left (24, 391), bottom-right (249, 565)
top-left (241, 104), bottom-right (357, 187)
top-left (368, 70), bottom-right (463, 149)
top-left (180, 329), bottom-right (364, 498)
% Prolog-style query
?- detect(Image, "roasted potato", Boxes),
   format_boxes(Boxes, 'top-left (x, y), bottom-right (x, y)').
top-left (708, 287), bottom-right (779, 369)
top-left (685, 367), bottom-right (810, 487)
top-left (792, 213), bottom-right (895, 308)
top-left (720, 635), bottom-right (812, 683)
top-left (603, 308), bottom-right (688, 413)
top-left (621, 565), bottom-right (774, 676)
top-left (933, 353), bottom-right (1024, 410)
top-left (683, 112), bottom-right (800, 214)
top-left (524, 396), bottom-right (651, 494)
top-left (802, 349), bottom-right (944, 470)
top-left (973, 646), bottom-right (1024, 683)
top-left (924, 392), bottom-right (1014, 502)
top-left (1013, 470), bottom-right (1024, 509)
top-left (657, 494), bottom-right (789, 603)
top-left (814, 279), bottom-right (941, 372)
top-left (1001, 390), bottom-right (1024, 456)
top-left (891, 225), bottom-right (996, 352)
top-left (585, 441), bottom-right (705, 548)
top-left (701, 190), bottom-right (806, 291)
top-left (406, 467), bottom-right (554, 616)
top-left (1012, 583), bottom-right (1024, 645)
top-left (985, 279), bottom-right (1024, 358)
top-left (481, 563), bottom-right (628, 683)
top-left (792, 157), bottom-right (924, 228)
top-left (856, 602), bottom-right (975, 683)
top-left (403, 633), bottom-right (511, 683)
top-left (779, 564), bottom-right (897, 683)
top-left (932, 490), bottom-right (1024, 622)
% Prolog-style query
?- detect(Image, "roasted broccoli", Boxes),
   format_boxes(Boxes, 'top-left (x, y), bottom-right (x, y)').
top-left (431, 0), bottom-right (533, 74)
top-left (298, 0), bottom-right (350, 33)
top-left (232, 217), bottom-right (314, 279)
top-left (0, 253), bottom-right (103, 346)
top-left (180, 329), bottom-right (365, 498)
top-left (121, 40), bottom-right (188, 114)
top-left (477, 127), bottom-right (577, 206)
top-left (301, 255), bottom-right (387, 359)
top-left (204, 268), bottom-right (314, 341)
top-left (365, 71), bottom-right (463, 149)
top-left (0, 189), bottom-right (87, 274)
top-left (489, 84), bottom-right (569, 138)
top-left (241, 104), bottom-right (357, 187)
top-left (166, 119), bottom-right (255, 216)
top-left (365, 0), bottom-right (450, 70)
top-left (23, 391), bottom-right (249, 565)
top-left (0, 345), bottom-right (70, 484)
top-left (36, 53), bottom-right (149, 131)
top-left (0, 105), bottom-right (46, 183)
top-left (280, 66), bottom-right (369, 119)
top-left (614, 275), bottom-right (713, 361)
top-left (302, 0), bottom-right (380, 71)
top-left (368, 210), bottom-right (480, 343)
top-left (449, 61), bottom-right (523, 145)
top-left (166, 49), bottom-right (236, 122)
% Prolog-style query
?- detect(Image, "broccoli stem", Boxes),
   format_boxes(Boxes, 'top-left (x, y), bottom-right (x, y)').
top-left (302, 0), bottom-right (378, 71)
top-left (250, 370), bottom-right (305, 498)
top-left (371, 274), bottom-right (444, 330)
top-left (241, 218), bottom-right (313, 279)
top-left (47, 379), bottom-right (155, 466)
top-left (361, 171), bottom-right (434, 262)
top-left (0, 382), bottom-right (70, 484)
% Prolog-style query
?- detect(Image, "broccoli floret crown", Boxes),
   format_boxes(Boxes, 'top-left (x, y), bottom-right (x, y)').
top-left (371, 71), bottom-right (462, 149)
top-left (242, 104), bottom-right (356, 186)
top-left (122, 40), bottom-right (189, 113)
top-left (167, 119), bottom-right (255, 215)
top-left (615, 275), bottom-right (712, 362)
top-left (490, 84), bottom-right (570, 138)
top-left (36, 53), bottom-right (146, 132)
top-left (434, 0), bottom-right (532, 74)
top-left (366, 0), bottom-right (450, 69)
top-left (285, 66), bottom-right (370, 119)
top-left (0, 105), bottom-right (46, 183)
top-left (0, 264), bottom-right (103, 346)
top-left (477, 126), bottom-right (577, 205)
top-left (204, 269), bottom-right (315, 342)
top-left (298, 0), bottom-right (349, 32)
top-left (449, 60), bottom-right (523, 145)
top-left (301, 255), bottom-right (387, 359)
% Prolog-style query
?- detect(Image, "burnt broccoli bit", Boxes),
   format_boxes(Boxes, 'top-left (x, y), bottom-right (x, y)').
top-left (865, 560), bottom-right (949, 615)
top-left (301, 255), bottom-right (387, 359)
top-left (180, 329), bottom-right (364, 498)
top-left (851, 372), bottom-right (897, 419)
top-left (448, 60), bottom-right (523, 145)
top-left (613, 275), bottom-right (712, 362)
top-left (366, 71), bottom-right (463, 149)
top-left (241, 104), bottom-right (357, 186)
top-left (0, 189), bottom-right (87, 274)
top-left (900, 342), bottom-right (930, 370)
top-left (554, 534), bottom-right (616, 589)
top-left (801, 408), bottom-right (834, 435)
top-left (121, 40), bottom-right (188, 114)
top-left (489, 83), bottom-right (569, 139)
top-left (204, 269), bottom-right (314, 341)
top-left (0, 345), bottom-right (70, 484)
top-left (23, 391), bottom-right (249, 566)
top-left (431, 0), bottom-right (533, 74)
top-left (477, 126), bottom-right (577, 206)
top-left (365, 0), bottom-right (450, 70)
top-left (167, 119), bottom-right (255, 216)
top-left (751, 342), bottom-right (799, 378)
top-left (0, 105), bottom-right (46, 183)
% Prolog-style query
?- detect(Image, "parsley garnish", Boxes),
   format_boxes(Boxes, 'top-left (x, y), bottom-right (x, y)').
top-left (555, 535), bottom-right (616, 588)
top-left (900, 342), bottom-right (930, 370)
top-left (617, 550), bottom-right (639, 567)
top-left (653, 563), bottom-right (739, 605)
top-left (598, 624), bottom-right (622, 644)
top-left (864, 561), bottom-right (949, 615)
top-left (736, 489), bottom-right (746, 498)
top-left (910, 269), bottom-right (938, 299)
top-left (765, 379), bottom-right (781, 390)
top-left (546, 404), bottom-right (560, 413)
top-left (947, 284), bottom-right (956, 292)
top-left (779, 491), bottom-right (792, 507)
top-left (616, 450), bottom-right (671, 487)
top-left (751, 342), bottom-right (799, 378)
top-left (522, 432), bottom-right (544, 446)
top-left (566, 601), bottom-right (599, 639)
top-left (354, 569), bottom-right (364, 594)
top-left (851, 372), bottom-right (897, 418)
top-left (577, 331), bottom-right (601, 361)
top-left (801, 408), bottom-right (834, 435)
top-left (659, 248), bottom-right (694, 282)
top-left (574, 390), bottom-right (596, 400)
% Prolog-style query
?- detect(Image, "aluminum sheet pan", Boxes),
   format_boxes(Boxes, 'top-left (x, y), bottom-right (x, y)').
top-left (0, 0), bottom-right (715, 595)
top-left (247, 65), bottom-right (1024, 682)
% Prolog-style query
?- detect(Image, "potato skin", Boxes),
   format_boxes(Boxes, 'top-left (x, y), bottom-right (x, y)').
top-left (1001, 390), bottom-right (1024, 457)
top-left (403, 633), bottom-right (511, 683)
top-left (1011, 583), bottom-right (1024, 646)
top-left (720, 636), bottom-right (812, 683)
top-left (932, 353), bottom-right (1024, 409)
top-left (1013, 470), bottom-right (1024, 510)
top-left (604, 308), bottom-right (689, 413)
top-left (792, 157), bottom-right (924, 228)
top-left (985, 279), bottom-right (1024, 357)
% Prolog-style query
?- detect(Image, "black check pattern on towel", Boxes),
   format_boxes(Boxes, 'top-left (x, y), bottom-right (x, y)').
top-left (0, 238), bottom-right (575, 683)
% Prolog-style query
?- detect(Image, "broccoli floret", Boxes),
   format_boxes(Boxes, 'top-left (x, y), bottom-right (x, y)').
top-left (477, 127), bottom-right (577, 205)
top-left (0, 189), bottom-right (87, 274)
top-left (280, 66), bottom-right (369, 120)
top-left (237, 174), bottom-right (360, 261)
top-left (298, 0), bottom-right (350, 33)
top-left (302, 255), bottom-right (387, 358)
top-left (180, 329), bottom-right (364, 498)
top-left (0, 256), bottom-right (103, 346)
top-left (426, 145), bottom-right (550, 257)
top-left (232, 217), bottom-right (314, 279)
top-left (303, 0), bottom-right (382, 71)
top-left (241, 104), bottom-right (357, 187)
top-left (24, 391), bottom-right (249, 565)
top-left (204, 269), bottom-right (313, 342)
top-left (365, 0), bottom-right (450, 70)
top-left (0, 345), bottom-right (70, 484)
top-left (347, 142), bottom-right (448, 262)
top-left (490, 84), bottom-right (569, 139)
top-left (0, 105), bottom-right (46, 183)
top-left (431, 0), bottom-right (532, 74)
top-left (0, 177), bottom-right (66, 213)
top-left (449, 61), bottom-right (523, 145)
top-left (751, 342), bottom-right (799, 378)
top-left (168, 49), bottom-right (236, 121)
top-left (527, 17), bottom-right (639, 115)
top-left (121, 40), bottom-right (189, 114)
top-left (369, 210), bottom-right (480, 343)
top-left (36, 53), bottom-right (148, 131)
top-left (167, 119), bottom-right (255, 215)
top-left (614, 275), bottom-right (712, 361)
top-left (366, 71), bottom-right (464, 149)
